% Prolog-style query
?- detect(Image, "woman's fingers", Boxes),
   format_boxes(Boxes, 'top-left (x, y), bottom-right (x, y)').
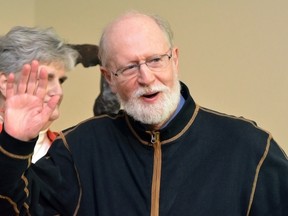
top-left (17, 63), bottom-right (32, 94)
top-left (35, 67), bottom-right (48, 100)
top-left (5, 72), bottom-right (15, 99)
top-left (6, 60), bottom-right (48, 99)
top-left (25, 61), bottom-right (39, 94)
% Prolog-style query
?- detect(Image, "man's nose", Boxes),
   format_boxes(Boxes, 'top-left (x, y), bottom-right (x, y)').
top-left (137, 63), bottom-right (155, 85)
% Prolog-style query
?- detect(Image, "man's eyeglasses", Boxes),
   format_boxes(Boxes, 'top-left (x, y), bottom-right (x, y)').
top-left (112, 49), bottom-right (172, 79)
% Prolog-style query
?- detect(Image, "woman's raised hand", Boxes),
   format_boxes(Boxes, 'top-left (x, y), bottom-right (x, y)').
top-left (4, 61), bottom-right (60, 141)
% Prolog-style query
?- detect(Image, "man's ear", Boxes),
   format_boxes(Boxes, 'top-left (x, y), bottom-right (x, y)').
top-left (100, 67), bottom-right (117, 93)
top-left (0, 73), bottom-right (8, 97)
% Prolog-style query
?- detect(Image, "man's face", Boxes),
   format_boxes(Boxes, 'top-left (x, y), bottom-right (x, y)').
top-left (102, 15), bottom-right (180, 129)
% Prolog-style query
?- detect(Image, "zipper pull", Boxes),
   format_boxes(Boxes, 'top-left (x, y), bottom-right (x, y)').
top-left (150, 132), bottom-right (160, 145)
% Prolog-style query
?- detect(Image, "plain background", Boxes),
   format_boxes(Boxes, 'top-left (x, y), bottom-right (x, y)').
top-left (1, 0), bottom-right (287, 152)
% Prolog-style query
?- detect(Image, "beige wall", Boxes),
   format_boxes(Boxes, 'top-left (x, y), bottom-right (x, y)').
top-left (1, 0), bottom-right (35, 30)
top-left (1, 0), bottom-right (287, 152)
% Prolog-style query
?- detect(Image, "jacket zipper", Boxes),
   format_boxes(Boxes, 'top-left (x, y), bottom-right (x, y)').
top-left (150, 131), bottom-right (161, 216)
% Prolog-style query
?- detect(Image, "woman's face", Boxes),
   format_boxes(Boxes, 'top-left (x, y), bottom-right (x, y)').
top-left (0, 62), bottom-right (68, 130)
top-left (38, 63), bottom-right (67, 129)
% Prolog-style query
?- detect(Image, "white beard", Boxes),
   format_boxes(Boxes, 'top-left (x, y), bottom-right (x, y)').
top-left (118, 78), bottom-right (181, 126)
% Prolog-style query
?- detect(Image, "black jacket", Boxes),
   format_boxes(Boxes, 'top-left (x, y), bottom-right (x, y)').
top-left (0, 82), bottom-right (287, 216)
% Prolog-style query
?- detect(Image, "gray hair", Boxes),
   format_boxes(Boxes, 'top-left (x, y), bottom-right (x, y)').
top-left (0, 26), bottom-right (78, 73)
top-left (98, 11), bottom-right (174, 67)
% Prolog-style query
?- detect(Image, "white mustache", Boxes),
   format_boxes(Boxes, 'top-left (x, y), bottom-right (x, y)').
top-left (134, 85), bottom-right (169, 97)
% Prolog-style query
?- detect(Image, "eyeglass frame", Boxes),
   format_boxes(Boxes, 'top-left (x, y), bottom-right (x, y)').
top-left (111, 48), bottom-right (173, 78)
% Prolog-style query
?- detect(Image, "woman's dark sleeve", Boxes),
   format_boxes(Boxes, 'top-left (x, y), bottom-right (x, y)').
top-left (0, 129), bottom-right (80, 215)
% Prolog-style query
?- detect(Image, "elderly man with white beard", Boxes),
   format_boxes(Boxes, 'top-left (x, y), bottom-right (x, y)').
top-left (0, 11), bottom-right (288, 216)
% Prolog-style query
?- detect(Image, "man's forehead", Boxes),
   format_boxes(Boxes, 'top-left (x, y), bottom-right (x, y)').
top-left (107, 15), bottom-right (160, 40)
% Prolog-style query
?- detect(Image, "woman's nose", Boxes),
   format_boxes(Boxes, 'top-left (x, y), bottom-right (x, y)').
top-left (48, 81), bottom-right (63, 96)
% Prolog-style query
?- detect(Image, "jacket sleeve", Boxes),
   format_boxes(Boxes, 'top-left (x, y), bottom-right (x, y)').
top-left (0, 128), bottom-right (81, 215)
top-left (0, 128), bottom-right (36, 215)
top-left (249, 136), bottom-right (288, 216)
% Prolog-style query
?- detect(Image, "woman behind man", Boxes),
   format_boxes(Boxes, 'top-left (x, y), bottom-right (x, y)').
top-left (0, 26), bottom-right (78, 162)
